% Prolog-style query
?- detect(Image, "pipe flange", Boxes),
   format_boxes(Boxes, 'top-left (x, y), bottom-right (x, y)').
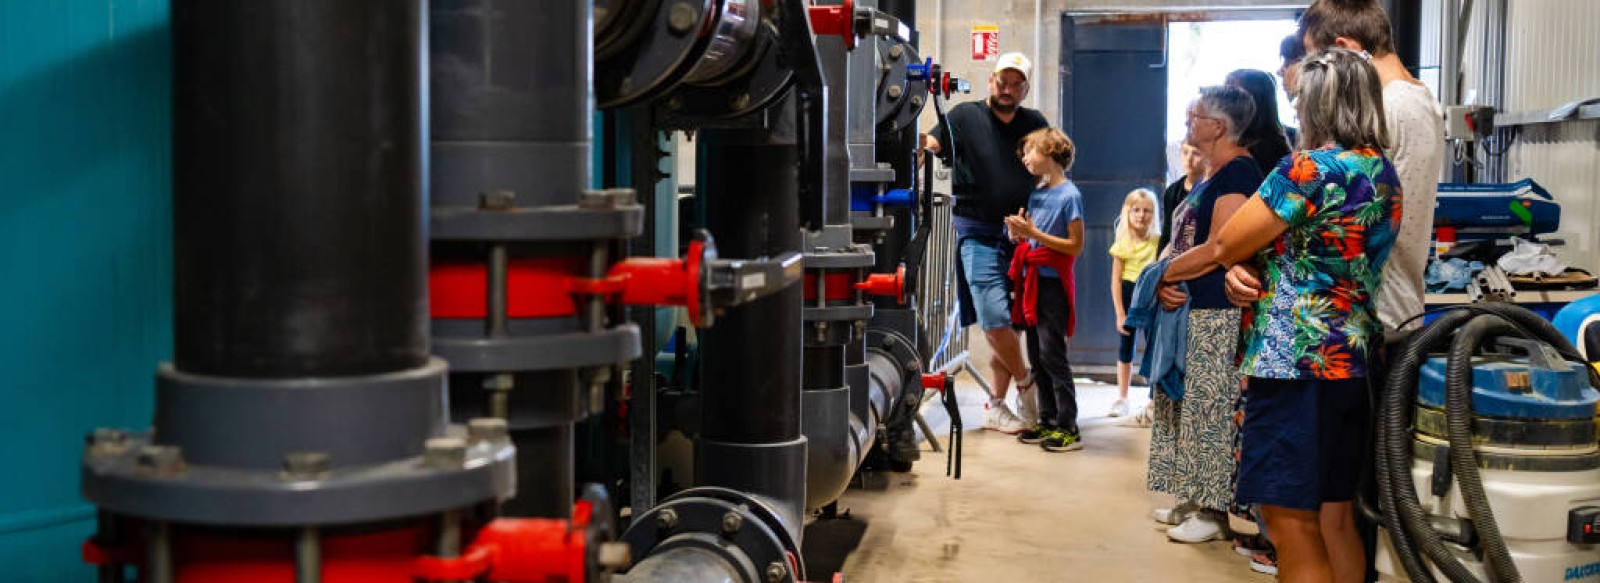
top-left (433, 324), bottom-right (642, 372)
top-left (875, 40), bottom-right (925, 134)
top-left (622, 486), bottom-right (803, 582)
top-left (662, 21), bottom-right (793, 122)
top-left (596, 0), bottom-right (717, 108)
top-left (430, 203), bottom-right (645, 242)
top-left (82, 427), bottom-right (515, 526)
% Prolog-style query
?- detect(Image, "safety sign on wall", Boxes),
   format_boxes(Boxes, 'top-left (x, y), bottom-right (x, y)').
top-left (971, 25), bottom-right (999, 61)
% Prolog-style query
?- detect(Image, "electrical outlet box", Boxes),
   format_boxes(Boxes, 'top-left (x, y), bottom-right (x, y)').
top-left (1445, 105), bottom-right (1494, 141)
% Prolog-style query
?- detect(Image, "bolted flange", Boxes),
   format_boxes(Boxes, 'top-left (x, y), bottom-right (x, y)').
top-left (134, 445), bottom-right (186, 478)
top-left (423, 437), bottom-right (467, 470)
top-left (280, 451), bottom-right (331, 481)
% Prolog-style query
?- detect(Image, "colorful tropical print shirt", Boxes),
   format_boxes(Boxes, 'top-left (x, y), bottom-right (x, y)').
top-left (1238, 146), bottom-right (1403, 380)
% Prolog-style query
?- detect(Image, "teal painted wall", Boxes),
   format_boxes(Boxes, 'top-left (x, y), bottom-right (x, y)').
top-left (0, 1), bottom-right (172, 579)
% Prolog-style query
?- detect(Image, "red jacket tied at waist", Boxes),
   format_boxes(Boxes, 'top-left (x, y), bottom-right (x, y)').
top-left (1007, 240), bottom-right (1077, 336)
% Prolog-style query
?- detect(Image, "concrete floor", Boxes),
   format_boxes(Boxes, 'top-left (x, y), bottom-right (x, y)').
top-left (831, 375), bottom-right (1265, 582)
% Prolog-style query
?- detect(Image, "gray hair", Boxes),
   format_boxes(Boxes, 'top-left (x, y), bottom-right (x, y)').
top-left (1196, 85), bottom-right (1256, 144)
top-left (1295, 48), bottom-right (1389, 150)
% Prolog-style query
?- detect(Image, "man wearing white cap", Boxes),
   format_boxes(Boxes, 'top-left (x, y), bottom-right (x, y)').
top-left (922, 52), bottom-right (1049, 434)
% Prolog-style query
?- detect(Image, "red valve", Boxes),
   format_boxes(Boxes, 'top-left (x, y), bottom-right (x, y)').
top-left (921, 372), bottom-right (948, 391)
top-left (414, 500), bottom-right (594, 582)
top-left (807, 0), bottom-right (857, 50)
top-left (854, 265), bottom-right (906, 305)
top-left (600, 238), bottom-right (708, 326)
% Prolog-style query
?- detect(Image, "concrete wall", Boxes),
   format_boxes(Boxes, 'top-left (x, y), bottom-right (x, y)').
top-left (913, 0), bottom-right (1308, 131)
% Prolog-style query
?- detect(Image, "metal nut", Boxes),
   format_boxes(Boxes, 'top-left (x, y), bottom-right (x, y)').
top-left (656, 508), bottom-right (679, 530)
top-left (910, 96), bottom-right (924, 109)
top-left (667, 1), bottom-right (698, 34)
top-left (902, 358), bottom-right (918, 372)
top-left (888, 44), bottom-right (904, 60)
top-left (423, 437), bottom-right (468, 470)
top-left (886, 85), bottom-right (904, 100)
top-left (467, 418), bottom-right (509, 444)
top-left (765, 561), bottom-right (787, 582)
top-left (135, 445), bottom-right (186, 477)
top-left (597, 541), bottom-right (633, 570)
top-left (720, 511), bottom-right (744, 534)
top-left (730, 93), bottom-right (751, 111)
top-left (479, 189), bottom-right (516, 211)
top-left (86, 428), bottom-right (130, 457)
top-left (281, 451), bottom-right (331, 480)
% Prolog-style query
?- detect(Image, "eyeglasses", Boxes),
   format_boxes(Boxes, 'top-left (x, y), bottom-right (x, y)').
top-left (1185, 112), bottom-right (1222, 126)
top-left (993, 79), bottom-right (1028, 91)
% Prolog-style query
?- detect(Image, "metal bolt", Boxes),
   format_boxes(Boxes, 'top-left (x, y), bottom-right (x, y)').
top-left (910, 96), bottom-right (924, 109)
top-left (656, 508), bottom-right (679, 530)
top-left (86, 428), bottom-right (130, 458)
top-left (281, 451), bottom-right (331, 480)
top-left (467, 418), bottom-right (509, 444)
top-left (888, 44), bottom-right (904, 60)
top-left (423, 437), bottom-right (468, 470)
top-left (765, 561), bottom-right (787, 582)
top-left (135, 445), bottom-right (186, 477)
top-left (580, 190), bottom-right (615, 209)
top-left (479, 189), bottom-right (516, 211)
top-left (730, 93), bottom-right (751, 111)
top-left (666, 96), bottom-right (684, 110)
top-left (886, 85), bottom-right (904, 100)
top-left (903, 358), bottom-right (919, 372)
top-left (882, 335), bottom-right (897, 348)
top-left (482, 374), bottom-right (515, 391)
top-left (720, 511), bottom-right (744, 534)
top-left (597, 541), bottom-right (633, 570)
top-left (667, 1), bottom-right (698, 34)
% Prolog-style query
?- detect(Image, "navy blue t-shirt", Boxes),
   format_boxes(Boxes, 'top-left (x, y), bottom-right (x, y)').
top-left (1185, 156), bottom-right (1264, 309)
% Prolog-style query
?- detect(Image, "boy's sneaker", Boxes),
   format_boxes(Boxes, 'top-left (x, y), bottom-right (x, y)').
top-left (1107, 399), bottom-right (1129, 418)
top-left (1016, 388), bottom-right (1040, 425)
top-left (1016, 423), bottom-right (1053, 444)
top-left (983, 400), bottom-right (1029, 434)
top-left (1039, 429), bottom-right (1083, 452)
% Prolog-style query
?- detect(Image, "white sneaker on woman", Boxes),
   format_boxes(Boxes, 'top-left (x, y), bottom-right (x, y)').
top-left (983, 400), bottom-right (1029, 434)
top-left (1166, 513), bottom-right (1228, 543)
top-left (1107, 399), bottom-right (1129, 418)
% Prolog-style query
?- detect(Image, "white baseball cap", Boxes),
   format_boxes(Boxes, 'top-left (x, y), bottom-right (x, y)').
top-left (994, 52), bottom-right (1032, 80)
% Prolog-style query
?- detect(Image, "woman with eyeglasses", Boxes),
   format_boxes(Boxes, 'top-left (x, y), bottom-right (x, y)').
top-left (1144, 84), bottom-right (1262, 544)
top-left (1164, 48), bottom-right (1401, 582)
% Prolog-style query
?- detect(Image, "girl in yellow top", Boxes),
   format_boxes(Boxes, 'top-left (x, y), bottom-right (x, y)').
top-left (1108, 188), bottom-right (1160, 417)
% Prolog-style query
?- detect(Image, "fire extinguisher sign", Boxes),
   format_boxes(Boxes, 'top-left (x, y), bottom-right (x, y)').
top-left (971, 25), bottom-right (999, 61)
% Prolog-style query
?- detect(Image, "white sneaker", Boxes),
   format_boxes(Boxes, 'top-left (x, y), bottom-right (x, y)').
top-left (1151, 502), bottom-right (1193, 528)
top-left (1166, 513), bottom-right (1227, 543)
top-left (1107, 399), bottom-right (1129, 418)
top-left (1016, 388), bottom-right (1040, 426)
top-left (983, 400), bottom-right (1029, 434)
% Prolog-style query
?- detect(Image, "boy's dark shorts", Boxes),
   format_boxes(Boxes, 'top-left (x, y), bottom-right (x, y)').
top-left (1235, 376), bottom-right (1369, 511)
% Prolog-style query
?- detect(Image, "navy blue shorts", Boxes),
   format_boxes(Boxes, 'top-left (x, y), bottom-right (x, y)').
top-left (1235, 376), bottom-right (1369, 511)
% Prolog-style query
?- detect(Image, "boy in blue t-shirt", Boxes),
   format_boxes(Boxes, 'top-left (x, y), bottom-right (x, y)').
top-left (1004, 128), bottom-right (1086, 452)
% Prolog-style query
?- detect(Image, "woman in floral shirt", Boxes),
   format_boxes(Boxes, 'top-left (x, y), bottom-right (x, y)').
top-left (1160, 48), bottom-right (1401, 581)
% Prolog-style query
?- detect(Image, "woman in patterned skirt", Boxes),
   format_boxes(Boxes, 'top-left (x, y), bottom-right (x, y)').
top-left (1146, 84), bottom-right (1262, 543)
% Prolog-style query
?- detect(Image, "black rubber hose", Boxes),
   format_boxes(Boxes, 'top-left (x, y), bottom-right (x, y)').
top-left (1445, 315), bottom-right (1521, 582)
top-left (1379, 309), bottom-right (1477, 583)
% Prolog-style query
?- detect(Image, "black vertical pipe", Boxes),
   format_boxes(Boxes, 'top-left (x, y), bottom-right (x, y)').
top-left (699, 102), bottom-right (803, 443)
top-left (172, 0), bottom-right (428, 378)
top-left (698, 95), bottom-right (807, 530)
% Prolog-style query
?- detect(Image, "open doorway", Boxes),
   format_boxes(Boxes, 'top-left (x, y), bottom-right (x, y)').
top-left (1164, 19), bottom-right (1300, 181)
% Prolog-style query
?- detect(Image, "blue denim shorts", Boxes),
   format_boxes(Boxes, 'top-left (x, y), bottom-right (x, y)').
top-left (1235, 376), bottom-right (1369, 511)
top-left (959, 238), bottom-right (1012, 330)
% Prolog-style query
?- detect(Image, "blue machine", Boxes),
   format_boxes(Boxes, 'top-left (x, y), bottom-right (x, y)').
top-left (1417, 345), bottom-right (1599, 420)
top-left (1434, 178), bottom-right (1560, 241)
top-left (1553, 294), bottom-right (1600, 361)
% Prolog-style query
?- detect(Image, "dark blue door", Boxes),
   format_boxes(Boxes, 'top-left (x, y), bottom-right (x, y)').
top-left (1060, 15), bottom-right (1168, 368)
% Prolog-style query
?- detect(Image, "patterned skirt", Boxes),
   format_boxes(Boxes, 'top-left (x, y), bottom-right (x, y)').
top-left (1146, 308), bottom-right (1243, 512)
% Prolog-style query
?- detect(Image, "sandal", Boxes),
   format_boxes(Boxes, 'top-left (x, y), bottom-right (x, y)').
top-left (1249, 548), bottom-right (1278, 576)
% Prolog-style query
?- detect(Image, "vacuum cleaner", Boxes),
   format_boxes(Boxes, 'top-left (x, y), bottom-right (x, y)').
top-left (1374, 303), bottom-right (1600, 582)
